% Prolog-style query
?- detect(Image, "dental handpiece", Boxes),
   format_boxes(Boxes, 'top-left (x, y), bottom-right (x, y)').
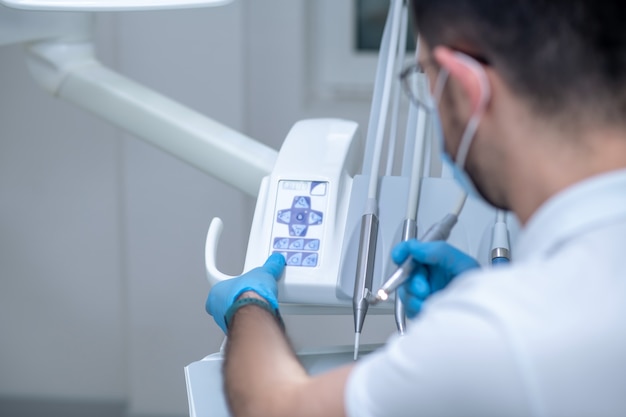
top-left (352, 211), bottom-right (379, 361)
top-left (369, 213), bottom-right (459, 305)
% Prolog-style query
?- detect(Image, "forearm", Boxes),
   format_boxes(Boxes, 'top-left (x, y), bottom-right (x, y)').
top-left (223, 295), bottom-right (352, 417)
top-left (224, 301), bottom-right (303, 416)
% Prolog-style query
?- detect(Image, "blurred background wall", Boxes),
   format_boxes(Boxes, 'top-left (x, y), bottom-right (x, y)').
top-left (0, 1), bottom-right (396, 416)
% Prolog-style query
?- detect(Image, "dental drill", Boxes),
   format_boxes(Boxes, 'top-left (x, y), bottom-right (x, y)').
top-left (370, 193), bottom-right (467, 305)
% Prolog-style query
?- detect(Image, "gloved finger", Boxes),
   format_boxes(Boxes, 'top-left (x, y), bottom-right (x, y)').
top-left (394, 240), bottom-right (470, 270)
top-left (405, 241), bottom-right (479, 272)
top-left (398, 285), bottom-right (424, 319)
top-left (262, 253), bottom-right (286, 279)
top-left (232, 255), bottom-right (284, 308)
top-left (206, 285), bottom-right (228, 333)
top-left (405, 240), bottom-right (456, 265)
top-left (391, 240), bottom-right (413, 265)
top-left (405, 266), bottom-right (431, 298)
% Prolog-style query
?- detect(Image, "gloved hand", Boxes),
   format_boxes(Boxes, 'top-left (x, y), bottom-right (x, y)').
top-left (206, 253), bottom-right (286, 333)
top-left (391, 240), bottom-right (479, 318)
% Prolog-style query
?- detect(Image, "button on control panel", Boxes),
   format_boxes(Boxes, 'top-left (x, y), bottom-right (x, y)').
top-left (271, 180), bottom-right (328, 267)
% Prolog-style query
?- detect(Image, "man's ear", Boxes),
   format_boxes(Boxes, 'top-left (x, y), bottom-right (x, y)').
top-left (433, 46), bottom-right (491, 114)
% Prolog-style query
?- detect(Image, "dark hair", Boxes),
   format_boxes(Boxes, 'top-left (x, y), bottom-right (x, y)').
top-left (412, 0), bottom-right (626, 123)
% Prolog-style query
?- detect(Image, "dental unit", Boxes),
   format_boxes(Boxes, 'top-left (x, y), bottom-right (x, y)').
top-left (0, 0), bottom-right (517, 415)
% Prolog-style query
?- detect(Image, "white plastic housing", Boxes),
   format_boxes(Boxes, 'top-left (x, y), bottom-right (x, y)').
top-left (205, 119), bottom-right (362, 306)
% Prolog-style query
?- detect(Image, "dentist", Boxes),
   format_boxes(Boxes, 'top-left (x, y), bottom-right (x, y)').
top-left (207, 1), bottom-right (626, 416)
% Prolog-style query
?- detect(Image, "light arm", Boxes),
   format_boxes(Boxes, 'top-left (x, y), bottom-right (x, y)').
top-left (24, 38), bottom-right (276, 196)
top-left (224, 292), bottom-right (353, 417)
top-left (1, 3), bottom-right (275, 196)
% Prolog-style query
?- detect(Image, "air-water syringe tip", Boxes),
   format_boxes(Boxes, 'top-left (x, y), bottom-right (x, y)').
top-left (353, 332), bottom-right (361, 361)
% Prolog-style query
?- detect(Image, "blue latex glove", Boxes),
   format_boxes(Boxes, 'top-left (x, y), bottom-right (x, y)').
top-left (206, 253), bottom-right (286, 333)
top-left (391, 240), bottom-right (479, 318)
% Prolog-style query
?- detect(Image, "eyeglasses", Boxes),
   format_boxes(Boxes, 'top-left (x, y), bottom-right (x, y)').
top-left (400, 51), bottom-right (488, 111)
top-left (399, 62), bottom-right (446, 111)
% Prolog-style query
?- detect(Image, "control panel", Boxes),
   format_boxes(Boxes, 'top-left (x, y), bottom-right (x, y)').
top-left (271, 181), bottom-right (328, 268)
top-left (240, 119), bottom-right (362, 306)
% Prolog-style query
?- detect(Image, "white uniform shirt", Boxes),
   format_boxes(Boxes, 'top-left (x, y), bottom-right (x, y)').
top-left (346, 169), bottom-right (626, 417)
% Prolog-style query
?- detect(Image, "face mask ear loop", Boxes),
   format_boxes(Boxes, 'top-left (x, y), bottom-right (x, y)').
top-left (432, 70), bottom-right (449, 104)
top-left (451, 53), bottom-right (491, 170)
top-left (455, 111), bottom-right (482, 170)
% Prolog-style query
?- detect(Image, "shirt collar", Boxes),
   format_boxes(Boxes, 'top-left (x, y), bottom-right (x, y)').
top-left (516, 169), bottom-right (626, 261)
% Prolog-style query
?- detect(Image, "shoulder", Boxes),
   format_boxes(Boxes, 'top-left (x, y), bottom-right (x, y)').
top-left (345, 266), bottom-right (536, 417)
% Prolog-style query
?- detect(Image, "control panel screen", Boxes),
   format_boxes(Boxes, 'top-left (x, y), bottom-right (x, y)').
top-left (270, 180), bottom-right (329, 268)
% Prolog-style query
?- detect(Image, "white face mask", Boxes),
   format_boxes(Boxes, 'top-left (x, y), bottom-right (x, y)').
top-left (422, 53), bottom-right (491, 202)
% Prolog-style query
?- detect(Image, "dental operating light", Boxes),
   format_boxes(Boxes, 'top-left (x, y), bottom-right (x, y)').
top-left (0, 0), bottom-right (273, 197)
top-left (0, 0), bottom-right (231, 11)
